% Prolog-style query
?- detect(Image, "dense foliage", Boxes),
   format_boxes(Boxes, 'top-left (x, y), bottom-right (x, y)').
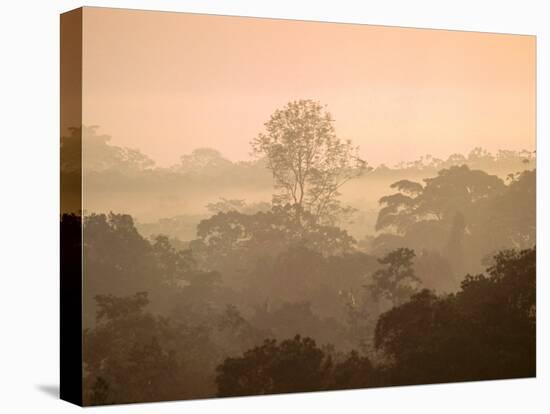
top-left (63, 102), bottom-right (536, 405)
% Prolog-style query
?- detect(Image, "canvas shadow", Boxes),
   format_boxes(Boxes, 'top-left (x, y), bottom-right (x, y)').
top-left (36, 384), bottom-right (59, 399)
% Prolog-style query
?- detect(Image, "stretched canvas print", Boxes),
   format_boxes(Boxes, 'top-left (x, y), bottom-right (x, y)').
top-left (60, 6), bottom-right (536, 406)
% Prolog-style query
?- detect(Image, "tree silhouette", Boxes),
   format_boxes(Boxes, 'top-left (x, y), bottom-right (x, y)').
top-left (376, 165), bottom-right (506, 235)
top-left (172, 148), bottom-right (233, 176)
top-left (331, 350), bottom-right (375, 390)
top-left (373, 165), bottom-right (535, 273)
top-left (83, 293), bottom-right (191, 405)
top-left (374, 247), bottom-right (535, 385)
top-left (252, 100), bottom-right (367, 224)
top-left (190, 205), bottom-right (356, 274)
top-left (78, 125), bottom-right (155, 173)
top-left (369, 248), bottom-right (421, 307)
top-left (216, 335), bottom-right (330, 397)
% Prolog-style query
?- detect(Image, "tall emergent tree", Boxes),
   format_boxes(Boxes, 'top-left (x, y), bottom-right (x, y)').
top-left (252, 100), bottom-right (367, 224)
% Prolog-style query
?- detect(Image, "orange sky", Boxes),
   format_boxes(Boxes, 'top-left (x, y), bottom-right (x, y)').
top-left (81, 7), bottom-right (535, 167)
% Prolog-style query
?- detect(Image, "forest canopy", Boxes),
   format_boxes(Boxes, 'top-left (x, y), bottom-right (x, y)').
top-left (63, 100), bottom-right (536, 405)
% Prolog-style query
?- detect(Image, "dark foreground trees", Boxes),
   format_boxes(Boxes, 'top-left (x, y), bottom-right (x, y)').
top-left (74, 201), bottom-right (535, 404)
top-left (216, 336), bottom-right (329, 397)
top-left (216, 247), bottom-right (536, 395)
top-left (215, 336), bottom-right (377, 397)
top-left (374, 247), bottom-right (536, 385)
top-left (83, 292), bottom-right (192, 405)
top-left (77, 204), bottom-right (535, 403)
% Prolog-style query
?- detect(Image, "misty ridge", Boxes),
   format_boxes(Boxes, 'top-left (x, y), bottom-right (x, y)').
top-left (61, 99), bottom-right (535, 405)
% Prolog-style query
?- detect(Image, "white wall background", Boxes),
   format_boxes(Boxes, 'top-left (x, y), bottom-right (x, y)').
top-left (0, 0), bottom-right (547, 412)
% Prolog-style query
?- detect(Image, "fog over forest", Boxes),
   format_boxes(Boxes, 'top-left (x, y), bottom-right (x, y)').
top-left (61, 99), bottom-right (535, 405)
top-left (67, 123), bottom-right (535, 244)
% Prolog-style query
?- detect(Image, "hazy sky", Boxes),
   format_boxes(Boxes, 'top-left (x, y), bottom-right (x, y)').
top-left (82, 7), bottom-right (535, 167)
